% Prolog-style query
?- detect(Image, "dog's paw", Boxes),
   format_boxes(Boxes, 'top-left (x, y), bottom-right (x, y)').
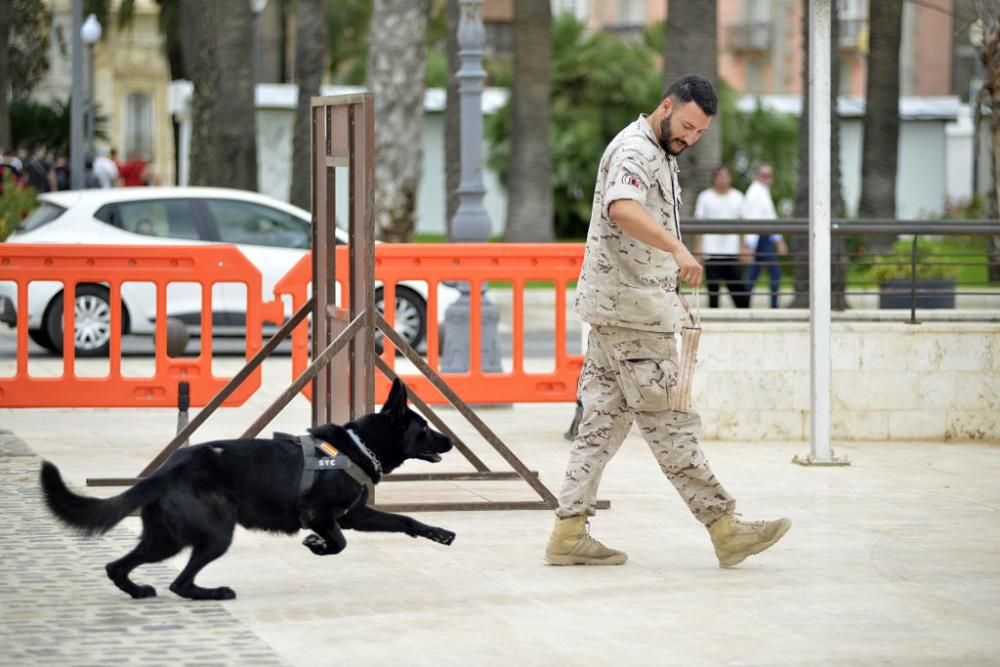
top-left (303, 533), bottom-right (328, 555)
top-left (211, 586), bottom-right (236, 601)
top-left (131, 584), bottom-right (157, 599)
top-left (425, 527), bottom-right (456, 546)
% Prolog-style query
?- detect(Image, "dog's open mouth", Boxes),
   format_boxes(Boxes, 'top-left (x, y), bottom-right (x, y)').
top-left (416, 451), bottom-right (443, 463)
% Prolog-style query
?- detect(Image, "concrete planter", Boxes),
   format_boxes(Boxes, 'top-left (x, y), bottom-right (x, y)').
top-left (878, 278), bottom-right (956, 309)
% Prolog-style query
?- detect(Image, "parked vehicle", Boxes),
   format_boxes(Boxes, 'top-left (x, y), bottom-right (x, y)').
top-left (0, 187), bottom-right (449, 356)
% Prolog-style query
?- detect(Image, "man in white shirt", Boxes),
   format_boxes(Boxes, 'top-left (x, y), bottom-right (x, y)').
top-left (693, 166), bottom-right (751, 308)
top-left (92, 149), bottom-right (120, 189)
top-left (741, 164), bottom-right (787, 308)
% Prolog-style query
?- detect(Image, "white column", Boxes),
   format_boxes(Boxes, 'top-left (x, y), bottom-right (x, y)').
top-left (796, 0), bottom-right (847, 466)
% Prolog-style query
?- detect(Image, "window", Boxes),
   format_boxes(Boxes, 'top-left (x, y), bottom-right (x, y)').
top-left (616, 0), bottom-right (644, 25)
top-left (205, 200), bottom-right (310, 249)
top-left (17, 203), bottom-right (65, 233)
top-left (125, 92), bottom-right (153, 158)
top-left (743, 0), bottom-right (771, 22)
top-left (110, 199), bottom-right (201, 240)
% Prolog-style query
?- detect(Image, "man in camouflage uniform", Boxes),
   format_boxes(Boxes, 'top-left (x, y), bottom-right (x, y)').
top-left (545, 75), bottom-right (791, 568)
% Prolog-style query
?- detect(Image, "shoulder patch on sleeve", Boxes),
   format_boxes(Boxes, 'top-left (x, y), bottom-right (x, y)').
top-left (622, 172), bottom-right (645, 190)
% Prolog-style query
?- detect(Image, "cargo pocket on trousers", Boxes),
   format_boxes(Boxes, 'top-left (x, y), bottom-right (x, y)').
top-left (611, 338), bottom-right (677, 412)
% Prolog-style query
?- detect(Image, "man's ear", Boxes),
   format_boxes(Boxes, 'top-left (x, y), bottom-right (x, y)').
top-left (660, 96), bottom-right (673, 117)
top-left (381, 378), bottom-right (408, 417)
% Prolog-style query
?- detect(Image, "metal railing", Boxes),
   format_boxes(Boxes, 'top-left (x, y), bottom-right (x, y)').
top-left (686, 219), bottom-right (1000, 323)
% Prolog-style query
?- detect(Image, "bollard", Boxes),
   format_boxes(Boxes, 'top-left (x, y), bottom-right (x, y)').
top-left (176, 381), bottom-right (190, 446)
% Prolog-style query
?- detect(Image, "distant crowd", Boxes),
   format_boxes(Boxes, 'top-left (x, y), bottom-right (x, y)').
top-left (0, 145), bottom-right (154, 193)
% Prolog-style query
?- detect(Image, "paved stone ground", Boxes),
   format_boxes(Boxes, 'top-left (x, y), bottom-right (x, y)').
top-left (0, 433), bottom-right (287, 666)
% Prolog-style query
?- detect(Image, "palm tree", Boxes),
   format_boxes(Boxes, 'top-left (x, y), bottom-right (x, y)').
top-left (975, 0), bottom-right (1000, 281)
top-left (367, 0), bottom-right (429, 242)
top-left (0, 0), bottom-right (11, 152)
top-left (663, 0), bottom-right (720, 218)
top-left (857, 0), bottom-right (903, 256)
top-left (503, 0), bottom-right (553, 242)
top-left (179, 0), bottom-right (258, 189)
top-left (289, 0), bottom-right (329, 210)
top-left (790, 0), bottom-right (848, 310)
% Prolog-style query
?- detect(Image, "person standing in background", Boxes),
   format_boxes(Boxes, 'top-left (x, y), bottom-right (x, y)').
top-left (693, 166), bottom-right (751, 308)
top-left (119, 151), bottom-right (148, 187)
top-left (741, 164), bottom-right (787, 308)
top-left (93, 149), bottom-right (121, 188)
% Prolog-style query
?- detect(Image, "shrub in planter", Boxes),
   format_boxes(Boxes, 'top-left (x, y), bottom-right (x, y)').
top-left (866, 246), bottom-right (958, 309)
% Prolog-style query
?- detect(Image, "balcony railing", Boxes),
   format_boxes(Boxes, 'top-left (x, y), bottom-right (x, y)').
top-left (727, 21), bottom-right (772, 53)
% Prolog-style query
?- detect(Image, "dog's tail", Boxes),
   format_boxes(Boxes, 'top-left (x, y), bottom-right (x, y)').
top-left (40, 461), bottom-right (168, 536)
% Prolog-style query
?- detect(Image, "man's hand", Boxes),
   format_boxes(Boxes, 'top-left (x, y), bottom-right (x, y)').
top-left (672, 243), bottom-right (703, 287)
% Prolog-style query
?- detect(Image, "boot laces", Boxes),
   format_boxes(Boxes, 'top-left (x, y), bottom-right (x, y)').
top-left (730, 513), bottom-right (768, 534)
top-left (582, 520), bottom-right (611, 548)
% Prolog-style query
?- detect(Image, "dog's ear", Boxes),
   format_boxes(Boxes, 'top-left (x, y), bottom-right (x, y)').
top-left (381, 378), bottom-right (408, 418)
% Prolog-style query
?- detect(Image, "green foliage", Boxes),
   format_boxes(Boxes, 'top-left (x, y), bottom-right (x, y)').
top-left (486, 14), bottom-right (661, 238)
top-left (327, 0), bottom-right (372, 84)
top-left (426, 47), bottom-right (447, 88)
top-left (719, 82), bottom-right (798, 211)
top-left (863, 238), bottom-right (961, 284)
top-left (10, 97), bottom-right (108, 153)
top-left (8, 0), bottom-right (53, 98)
top-left (0, 173), bottom-right (38, 242)
top-left (945, 194), bottom-right (989, 220)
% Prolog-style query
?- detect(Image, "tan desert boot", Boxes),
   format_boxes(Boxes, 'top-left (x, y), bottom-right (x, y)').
top-left (545, 515), bottom-right (627, 566)
top-left (708, 513), bottom-right (792, 568)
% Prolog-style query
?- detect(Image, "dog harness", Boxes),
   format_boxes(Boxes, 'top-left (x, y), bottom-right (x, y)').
top-left (283, 430), bottom-right (381, 496)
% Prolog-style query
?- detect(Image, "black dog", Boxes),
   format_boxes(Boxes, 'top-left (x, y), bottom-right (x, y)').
top-left (40, 378), bottom-right (455, 600)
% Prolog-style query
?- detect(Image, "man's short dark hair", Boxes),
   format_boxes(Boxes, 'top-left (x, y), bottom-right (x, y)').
top-left (663, 74), bottom-right (718, 116)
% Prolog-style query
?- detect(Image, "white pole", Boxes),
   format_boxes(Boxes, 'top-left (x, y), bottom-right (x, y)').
top-left (796, 0), bottom-right (847, 466)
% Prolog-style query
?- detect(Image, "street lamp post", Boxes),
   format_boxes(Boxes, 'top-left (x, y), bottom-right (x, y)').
top-left (250, 0), bottom-right (270, 85)
top-left (441, 0), bottom-right (501, 374)
top-left (81, 14), bottom-right (102, 159)
top-left (70, 0), bottom-right (84, 189)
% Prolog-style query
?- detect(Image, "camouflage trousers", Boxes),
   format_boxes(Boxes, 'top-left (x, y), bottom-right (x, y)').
top-left (556, 325), bottom-right (736, 526)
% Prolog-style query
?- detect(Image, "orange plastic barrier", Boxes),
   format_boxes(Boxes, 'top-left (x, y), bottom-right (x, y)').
top-left (272, 243), bottom-right (586, 404)
top-left (0, 244), bottom-right (270, 408)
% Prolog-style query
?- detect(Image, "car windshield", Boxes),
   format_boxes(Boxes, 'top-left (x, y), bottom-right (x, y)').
top-left (16, 202), bottom-right (66, 233)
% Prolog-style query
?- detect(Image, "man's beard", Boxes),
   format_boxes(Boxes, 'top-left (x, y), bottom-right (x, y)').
top-left (659, 113), bottom-right (688, 156)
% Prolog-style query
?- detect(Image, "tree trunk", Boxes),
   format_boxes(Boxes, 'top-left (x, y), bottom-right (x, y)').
top-left (368, 0), bottom-right (429, 242)
top-left (977, 1), bottom-right (1000, 281)
top-left (857, 0), bottom-right (903, 255)
top-left (0, 0), bottom-right (11, 153)
top-left (181, 0), bottom-right (258, 190)
top-left (663, 0), bottom-right (720, 219)
top-left (289, 0), bottom-right (328, 210)
top-left (503, 0), bottom-right (552, 242)
top-left (445, 0), bottom-right (460, 239)
top-left (791, 0), bottom-right (848, 309)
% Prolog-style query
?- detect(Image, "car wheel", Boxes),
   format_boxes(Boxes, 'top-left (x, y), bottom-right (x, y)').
top-left (28, 328), bottom-right (57, 351)
top-left (375, 285), bottom-right (426, 349)
top-left (45, 285), bottom-right (128, 358)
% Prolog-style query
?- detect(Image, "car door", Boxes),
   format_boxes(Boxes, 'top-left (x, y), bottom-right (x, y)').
top-left (96, 198), bottom-right (221, 331)
top-left (197, 199), bottom-right (312, 324)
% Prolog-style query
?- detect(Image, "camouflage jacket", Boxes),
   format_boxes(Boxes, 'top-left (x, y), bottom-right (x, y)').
top-left (574, 114), bottom-right (688, 333)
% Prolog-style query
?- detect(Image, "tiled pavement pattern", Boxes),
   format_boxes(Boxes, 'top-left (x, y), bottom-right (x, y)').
top-left (0, 432), bottom-right (287, 667)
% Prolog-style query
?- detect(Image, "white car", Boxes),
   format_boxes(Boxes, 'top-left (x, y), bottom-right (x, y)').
top-left (0, 187), bottom-right (445, 356)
